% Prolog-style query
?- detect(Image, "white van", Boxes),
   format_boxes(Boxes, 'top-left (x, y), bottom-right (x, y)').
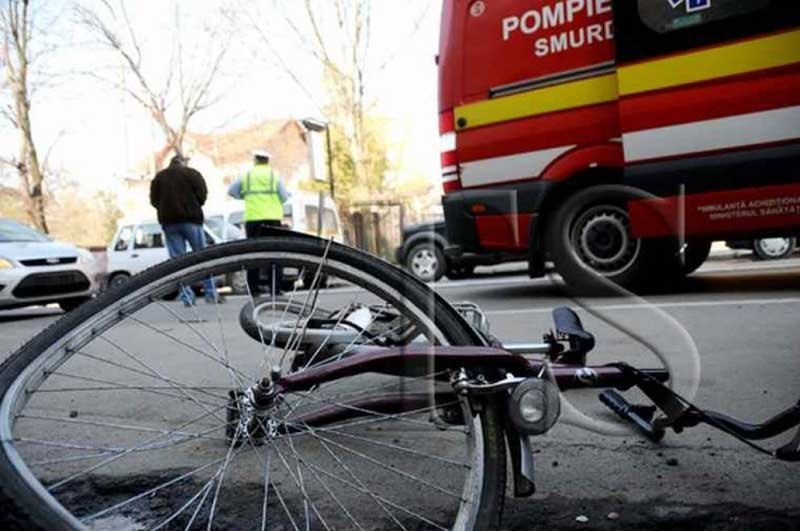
top-left (106, 218), bottom-right (244, 289)
top-left (218, 192), bottom-right (344, 242)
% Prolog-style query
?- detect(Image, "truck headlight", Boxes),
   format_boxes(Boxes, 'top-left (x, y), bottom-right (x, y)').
top-left (0, 258), bottom-right (15, 270)
top-left (509, 378), bottom-right (561, 435)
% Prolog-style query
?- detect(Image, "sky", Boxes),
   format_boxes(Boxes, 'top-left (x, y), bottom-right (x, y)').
top-left (0, 0), bottom-right (443, 194)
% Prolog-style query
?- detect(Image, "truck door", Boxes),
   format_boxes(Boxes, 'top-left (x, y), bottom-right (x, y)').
top-left (613, 0), bottom-right (800, 238)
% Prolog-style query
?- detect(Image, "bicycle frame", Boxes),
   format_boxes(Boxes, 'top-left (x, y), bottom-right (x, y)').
top-left (266, 344), bottom-right (800, 471)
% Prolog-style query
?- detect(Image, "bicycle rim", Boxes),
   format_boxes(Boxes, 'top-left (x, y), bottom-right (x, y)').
top-left (0, 237), bottom-right (502, 531)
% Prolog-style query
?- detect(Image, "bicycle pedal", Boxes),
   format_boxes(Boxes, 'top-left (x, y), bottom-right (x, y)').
top-left (600, 390), bottom-right (665, 443)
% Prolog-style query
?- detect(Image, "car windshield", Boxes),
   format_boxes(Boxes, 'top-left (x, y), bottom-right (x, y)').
top-left (0, 219), bottom-right (50, 243)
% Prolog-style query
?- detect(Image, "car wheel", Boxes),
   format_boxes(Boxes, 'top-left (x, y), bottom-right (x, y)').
top-left (405, 242), bottom-right (445, 282)
top-left (752, 237), bottom-right (796, 260)
top-left (226, 271), bottom-right (248, 295)
top-left (58, 297), bottom-right (91, 312)
top-left (108, 272), bottom-right (131, 289)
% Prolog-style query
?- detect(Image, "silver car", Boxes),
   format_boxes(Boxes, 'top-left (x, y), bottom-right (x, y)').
top-left (0, 218), bottom-right (100, 311)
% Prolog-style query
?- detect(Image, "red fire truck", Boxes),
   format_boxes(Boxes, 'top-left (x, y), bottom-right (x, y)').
top-left (438, 0), bottom-right (800, 291)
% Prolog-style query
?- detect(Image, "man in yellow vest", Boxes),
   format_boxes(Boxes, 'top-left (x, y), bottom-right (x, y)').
top-left (228, 149), bottom-right (290, 295)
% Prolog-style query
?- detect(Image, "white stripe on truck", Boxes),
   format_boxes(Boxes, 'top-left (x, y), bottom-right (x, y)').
top-left (459, 145), bottom-right (574, 188)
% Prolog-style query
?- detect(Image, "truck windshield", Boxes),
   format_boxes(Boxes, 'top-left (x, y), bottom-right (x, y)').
top-left (0, 219), bottom-right (50, 243)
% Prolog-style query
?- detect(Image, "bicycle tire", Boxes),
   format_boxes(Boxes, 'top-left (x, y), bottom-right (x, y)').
top-left (0, 236), bottom-right (506, 531)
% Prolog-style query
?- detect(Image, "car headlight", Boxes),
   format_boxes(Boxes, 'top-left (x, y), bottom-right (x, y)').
top-left (78, 249), bottom-right (96, 265)
top-left (0, 257), bottom-right (16, 270)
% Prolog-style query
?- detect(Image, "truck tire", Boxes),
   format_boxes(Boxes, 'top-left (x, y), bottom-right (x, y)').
top-left (405, 241), bottom-right (445, 282)
top-left (546, 185), bottom-right (670, 294)
top-left (681, 240), bottom-right (712, 275)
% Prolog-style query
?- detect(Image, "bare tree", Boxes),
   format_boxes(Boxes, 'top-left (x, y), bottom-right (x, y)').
top-left (244, 0), bottom-right (431, 203)
top-left (0, 0), bottom-right (49, 231)
top-left (76, 0), bottom-right (232, 157)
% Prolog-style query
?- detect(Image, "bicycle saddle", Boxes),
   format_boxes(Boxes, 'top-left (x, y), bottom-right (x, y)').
top-left (552, 307), bottom-right (595, 364)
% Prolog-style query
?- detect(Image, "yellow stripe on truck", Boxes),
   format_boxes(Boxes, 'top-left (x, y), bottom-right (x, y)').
top-left (455, 29), bottom-right (800, 131)
top-left (618, 29), bottom-right (800, 96)
top-left (454, 73), bottom-right (619, 131)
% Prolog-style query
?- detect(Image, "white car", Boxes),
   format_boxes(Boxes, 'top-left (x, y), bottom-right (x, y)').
top-left (106, 219), bottom-right (244, 290)
top-left (0, 218), bottom-right (100, 311)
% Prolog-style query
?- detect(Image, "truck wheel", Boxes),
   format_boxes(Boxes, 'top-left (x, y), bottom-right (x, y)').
top-left (752, 237), bottom-right (796, 260)
top-left (546, 185), bottom-right (668, 293)
top-left (405, 242), bottom-right (445, 282)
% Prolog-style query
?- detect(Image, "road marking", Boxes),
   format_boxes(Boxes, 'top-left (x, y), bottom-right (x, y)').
top-left (484, 297), bottom-right (800, 316)
top-left (223, 258), bottom-right (799, 296)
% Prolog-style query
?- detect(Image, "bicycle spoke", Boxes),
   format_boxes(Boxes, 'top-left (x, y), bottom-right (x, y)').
top-left (304, 426), bottom-right (405, 530)
top-left (83, 456), bottom-right (226, 523)
top-left (260, 444), bottom-right (273, 531)
top-left (3, 242), bottom-right (486, 530)
top-left (282, 419), bottom-right (365, 531)
top-left (284, 421), bottom-right (463, 501)
top-left (16, 414), bottom-right (228, 444)
top-left (128, 313), bottom-right (254, 385)
top-left (70, 350), bottom-right (228, 401)
top-left (272, 443), bottom-right (332, 531)
top-left (279, 239), bottom-right (333, 370)
top-left (41, 371), bottom-right (222, 409)
top-left (46, 404), bottom-right (229, 491)
top-left (285, 390), bottom-right (467, 432)
top-left (306, 458), bottom-right (449, 531)
top-left (151, 477), bottom-right (216, 531)
top-left (206, 424), bottom-right (244, 531)
top-left (283, 420), bottom-right (467, 468)
top-left (96, 336), bottom-right (230, 425)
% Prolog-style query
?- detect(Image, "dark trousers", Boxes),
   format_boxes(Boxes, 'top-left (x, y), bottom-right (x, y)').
top-left (162, 223), bottom-right (216, 303)
top-left (245, 220), bottom-right (284, 295)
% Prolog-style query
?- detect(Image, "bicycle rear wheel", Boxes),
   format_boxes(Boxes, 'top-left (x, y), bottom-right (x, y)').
top-left (0, 236), bottom-right (506, 531)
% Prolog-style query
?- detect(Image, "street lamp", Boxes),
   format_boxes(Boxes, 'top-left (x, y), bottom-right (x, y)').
top-left (302, 118), bottom-right (335, 238)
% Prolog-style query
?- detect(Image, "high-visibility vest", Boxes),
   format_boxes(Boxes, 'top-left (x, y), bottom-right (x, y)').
top-left (242, 164), bottom-right (283, 222)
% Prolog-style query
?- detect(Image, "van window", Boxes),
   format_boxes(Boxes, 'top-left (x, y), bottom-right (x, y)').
top-left (133, 224), bottom-right (164, 249)
top-left (114, 226), bottom-right (133, 251)
top-left (206, 215), bottom-right (224, 238)
top-left (229, 211), bottom-right (244, 229)
top-left (638, 0), bottom-right (771, 33)
top-left (305, 206), bottom-right (338, 233)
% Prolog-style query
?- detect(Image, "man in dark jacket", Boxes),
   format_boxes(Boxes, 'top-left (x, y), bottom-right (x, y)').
top-left (150, 154), bottom-right (222, 305)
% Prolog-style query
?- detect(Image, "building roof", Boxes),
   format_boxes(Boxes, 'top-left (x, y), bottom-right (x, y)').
top-left (133, 119), bottom-right (308, 177)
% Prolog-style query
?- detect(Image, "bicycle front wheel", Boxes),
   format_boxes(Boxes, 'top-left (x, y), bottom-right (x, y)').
top-left (0, 236), bottom-right (506, 531)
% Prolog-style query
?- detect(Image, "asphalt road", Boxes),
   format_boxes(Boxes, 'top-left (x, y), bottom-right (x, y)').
top-left (1, 256), bottom-right (799, 530)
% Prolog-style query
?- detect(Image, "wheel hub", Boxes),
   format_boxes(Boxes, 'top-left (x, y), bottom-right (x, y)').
top-left (411, 249), bottom-right (437, 278)
top-left (757, 237), bottom-right (790, 257)
top-left (228, 371), bottom-right (283, 446)
top-left (572, 206), bottom-right (641, 276)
